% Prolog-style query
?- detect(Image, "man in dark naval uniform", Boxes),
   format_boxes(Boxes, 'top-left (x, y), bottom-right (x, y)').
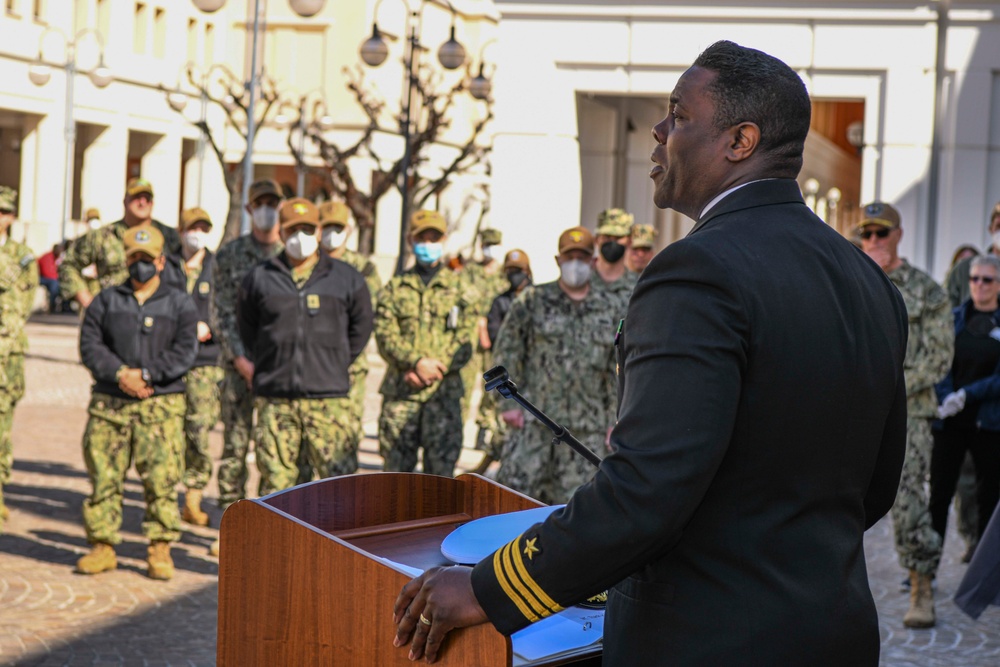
top-left (391, 41), bottom-right (909, 666)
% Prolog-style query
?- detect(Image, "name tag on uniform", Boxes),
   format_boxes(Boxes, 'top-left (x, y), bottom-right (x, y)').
top-left (307, 293), bottom-right (320, 314)
top-left (198, 281), bottom-right (210, 295)
top-left (447, 306), bottom-right (459, 330)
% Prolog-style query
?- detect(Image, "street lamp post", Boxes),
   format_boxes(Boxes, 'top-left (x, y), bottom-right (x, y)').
top-left (28, 28), bottom-right (112, 243)
top-left (191, 0), bottom-right (328, 233)
top-left (360, 0), bottom-right (467, 275)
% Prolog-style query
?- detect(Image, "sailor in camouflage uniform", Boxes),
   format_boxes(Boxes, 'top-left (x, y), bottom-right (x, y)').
top-left (238, 199), bottom-right (373, 495)
top-left (76, 226), bottom-right (198, 580)
top-left (459, 228), bottom-right (508, 427)
top-left (375, 210), bottom-right (477, 476)
top-left (59, 178), bottom-right (181, 309)
top-left (0, 187), bottom-right (39, 531)
top-left (211, 179), bottom-right (284, 510)
top-left (592, 208), bottom-right (638, 322)
top-left (494, 226), bottom-right (618, 504)
top-left (176, 208), bottom-right (222, 527)
top-left (860, 202), bottom-right (953, 628)
top-left (319, 201), bottom-right (382, 450)
top-left (626, 223), bottom-right (657, 275)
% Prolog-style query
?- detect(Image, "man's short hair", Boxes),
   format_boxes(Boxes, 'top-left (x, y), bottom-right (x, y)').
top-left (971, 254), bottom-right (1000, 276)
top-left (693, 41), bottom-right (811, 176)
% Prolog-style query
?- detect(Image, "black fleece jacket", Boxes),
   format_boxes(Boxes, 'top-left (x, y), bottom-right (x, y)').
top-left (80, 279), bottom-right (198, 399)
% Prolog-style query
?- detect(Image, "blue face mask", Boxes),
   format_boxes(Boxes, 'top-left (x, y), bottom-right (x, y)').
top-left (413, 242), bottom-right (443, 266)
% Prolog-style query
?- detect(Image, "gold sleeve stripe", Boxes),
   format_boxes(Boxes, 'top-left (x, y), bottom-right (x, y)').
top-left (509, 539), bottom-right (564, 616)
top-left (493, 540), bottom-right (540, 622)
top-left (500, 539), bottom-right (549, 618)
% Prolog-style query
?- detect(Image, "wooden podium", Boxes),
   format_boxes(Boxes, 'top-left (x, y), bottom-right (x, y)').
top-left (217, 472), bottom-right (603, 666)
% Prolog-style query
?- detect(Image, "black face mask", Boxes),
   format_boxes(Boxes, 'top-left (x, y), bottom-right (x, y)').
top-left (507, 270), bottom-right (530, 290)
top-left (128, 260), bottom-right (157, 284)
top-left (599, 240), bottom-right (626, 263)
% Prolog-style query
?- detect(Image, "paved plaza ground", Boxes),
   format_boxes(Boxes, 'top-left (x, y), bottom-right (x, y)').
top-left (2, 316), bottom-right (999, 666)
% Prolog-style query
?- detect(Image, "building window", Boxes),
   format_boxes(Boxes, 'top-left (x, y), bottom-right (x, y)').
top-left (153, 7), bottom-right (166, 59)
top-left (133, 2), bottom-right (147, 54)
top-left (32, 0), bottom-right (42, 21)
top-left (5, 0), bottom-right (16, 17)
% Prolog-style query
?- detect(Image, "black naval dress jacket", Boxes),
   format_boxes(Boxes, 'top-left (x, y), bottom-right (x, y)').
top-left (470, 179), bottom-right (909, 666)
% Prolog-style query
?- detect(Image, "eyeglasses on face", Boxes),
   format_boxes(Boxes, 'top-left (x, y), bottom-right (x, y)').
top-left (970, 275), bottom-right (997, 284)
top-left (860, 228), bottom-right (891, 240)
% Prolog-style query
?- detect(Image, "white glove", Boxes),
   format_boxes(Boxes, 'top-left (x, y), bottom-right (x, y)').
top-left (937, 389), bottom-right (967, 419)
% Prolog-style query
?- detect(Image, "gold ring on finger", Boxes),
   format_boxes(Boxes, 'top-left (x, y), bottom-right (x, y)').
top-left (419, 613), bottom-right (432, 626)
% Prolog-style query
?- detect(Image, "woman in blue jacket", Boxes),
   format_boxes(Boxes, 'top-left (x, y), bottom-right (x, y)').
top-left (931, 254), bottom-right (1000, 550)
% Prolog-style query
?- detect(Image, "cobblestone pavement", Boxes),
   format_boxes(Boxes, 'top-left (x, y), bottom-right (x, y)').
top-left (2, 316), bottom-right (999, 666)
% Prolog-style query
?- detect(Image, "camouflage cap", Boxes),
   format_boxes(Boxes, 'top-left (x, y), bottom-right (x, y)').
top-left (630, 223), bottom-right (657, 249)
top-left (123, 225), bottom-right (164, 258)
top-left (248, 179), bottom-right (282, 204)
top-left (480, 228), bottom-right (502, 246)
top-left (318, 201), bottom-right (351, 226)
top-left (126, 178), bottom-right (154, 198)
top-left (503, 249), bottom-right (530, 271)
top-left (0, 186), bottom-right (16, 212)
top-left (857, 201), bottom-right (901, 230)
top-left (180, 207), bottom-right (212, 231)
top-left (558, 226), bottom-right (594, 254)
top-left (84, 207), bottom-right (101, 221)
top-left (410, 210), bottom-right (447, 237)
top-left (596, 208), bottom-right (634, 237)
top-left (280, 198), bottom-right (320, 228)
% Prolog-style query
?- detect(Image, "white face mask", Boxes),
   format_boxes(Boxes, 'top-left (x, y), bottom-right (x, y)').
top-left (285, 230), bottom-right (318, 260)
top-left (87, 218), bottom-right (101, 230)
top-left (251, 206), bottom-right (278, 232)
top-left (559, 259), bottom-right (592, 288)
top-left (183, 231), bottom-right (208, 253)
top-left (991, 230), bottom-right (1000, 251)
top-left (321, 227), bottom-right (348, 252)
top-left (482, 245), bottom-right (499, 262)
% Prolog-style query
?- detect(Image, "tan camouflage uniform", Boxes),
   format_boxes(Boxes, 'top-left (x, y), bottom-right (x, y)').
top-left (889, 259), bottom-right (954, 575)
top-left (254, 396), bottom-right (358, 495)
top-left (82, 393), bottom-right (186, 544)
top-left (460, 258), bottom-right (508, 424)
top-left (493, 281), bottom-right (618, 504)
top-left (58, 220), bottom-right (181, 301)
top-left (0, 218), bottom-right (38, 524)
top-left (339, 248), bottom-right (382, 448)
top-left (211, 234), bottom-right (283, 508)
top-left (375, 268), bottom-right (476, 476)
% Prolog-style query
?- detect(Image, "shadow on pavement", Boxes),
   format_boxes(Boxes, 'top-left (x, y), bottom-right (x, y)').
top-left (13, 458), bottom-right (91, 480)
top-left (9, 579), bottom-right (218, 667)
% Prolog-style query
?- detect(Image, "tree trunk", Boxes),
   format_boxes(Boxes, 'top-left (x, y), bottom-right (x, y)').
top-left (221, 167), bottom-right (243, 245)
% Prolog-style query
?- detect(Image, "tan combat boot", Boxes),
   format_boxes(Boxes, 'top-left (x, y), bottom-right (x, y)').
top-left (75, 543), bottom-right (117, 574)
top-left (182, 489), bottom-right (209, 527)
top-left (903, 570), bottom-right (936, 628)
top-left (147, 541), bottom-right (175, 580)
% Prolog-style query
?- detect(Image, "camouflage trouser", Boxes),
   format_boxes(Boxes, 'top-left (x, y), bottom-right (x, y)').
top-left (0, 354), bottom-right (26, 517)
top-left (348, 354), bottom-right (368, 450)
top-left (955, 453), bottom-right (979, 550)
top-left (81, 393), bottom-right (185, 545)
top-left (459, 349), bottom-right (484, 426)
top-left (217, 365), bottom-right (254, 509)
top-left (379, 392), bottom-right (463, 477)
top-left (497, 420), bottom-right (604, 505)
top-left (183, 365), bottom-right (223, 490)
top-left (891, 416), bottom-right (942, 574)
top-left (474, 388), bottom-right (507, 460)
top-left (254, 396), bottom-right (358, 496)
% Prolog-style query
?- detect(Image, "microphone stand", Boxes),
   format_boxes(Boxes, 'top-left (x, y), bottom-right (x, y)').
top-left (483, 365), bottom-right (603, 469)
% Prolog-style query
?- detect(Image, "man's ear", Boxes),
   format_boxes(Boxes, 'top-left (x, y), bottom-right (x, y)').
top-left (726, 122), bottom-right (760, 163)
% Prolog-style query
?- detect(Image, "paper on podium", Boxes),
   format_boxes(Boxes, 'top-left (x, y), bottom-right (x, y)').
top-left (441, 505), bottom-right (565, 564)
top-left (511, 606), bottom-right (604, 665)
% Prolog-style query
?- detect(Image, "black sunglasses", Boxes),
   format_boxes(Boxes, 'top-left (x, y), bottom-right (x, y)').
top-left (970, 275), bottom-right (996, 284)
top-left (860, 228), bottom-right (891, 240)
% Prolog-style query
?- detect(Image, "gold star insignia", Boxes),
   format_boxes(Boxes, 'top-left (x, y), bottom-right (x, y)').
top-left (523, 537), bottom-right (540, 561)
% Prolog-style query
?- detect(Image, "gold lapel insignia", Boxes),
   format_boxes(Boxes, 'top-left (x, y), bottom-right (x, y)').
top-left (143, 316), bottom-right (154, 328)
top-left (307, 294), bottom-right (320, 309)
top-left (198, 281), bottom-right (210, 295)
